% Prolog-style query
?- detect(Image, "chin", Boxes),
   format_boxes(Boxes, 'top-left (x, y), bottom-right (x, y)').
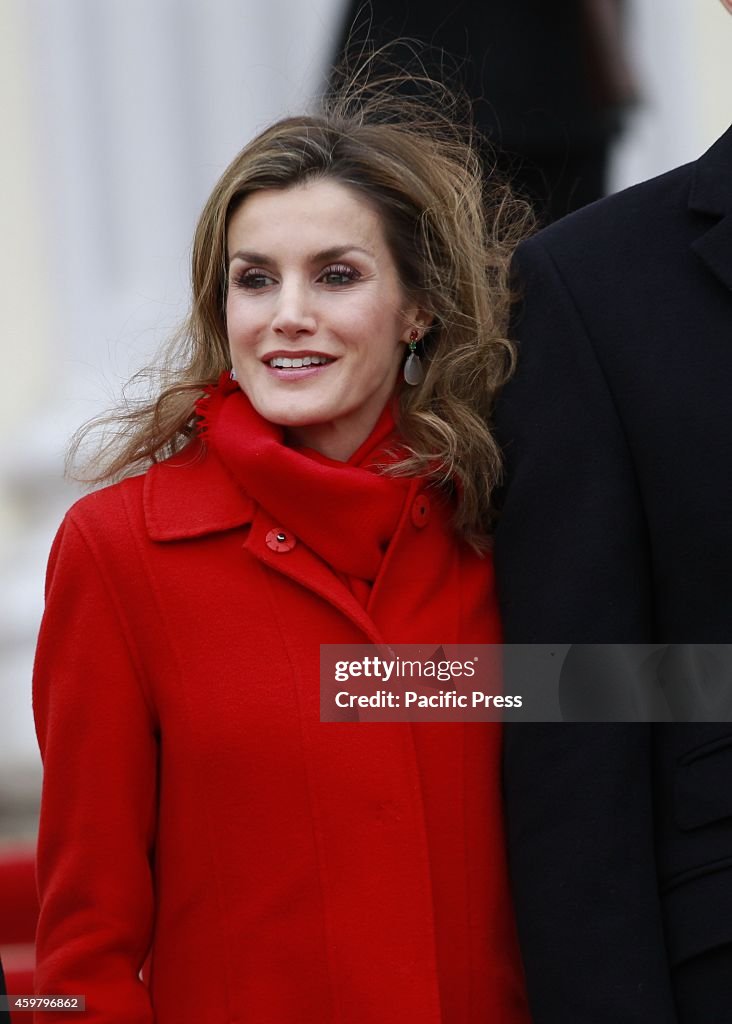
top-left (253, 399), bottom-right (335, 430)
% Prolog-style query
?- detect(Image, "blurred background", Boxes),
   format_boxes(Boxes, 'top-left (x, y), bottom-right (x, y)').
top-left (1, 0), bottom-right (732, 849)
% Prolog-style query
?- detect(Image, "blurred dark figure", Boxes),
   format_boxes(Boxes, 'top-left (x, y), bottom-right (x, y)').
top-left (0, 957), bottom-right (8, 1024)
top-left (331, 0), bottom-right (637, 223)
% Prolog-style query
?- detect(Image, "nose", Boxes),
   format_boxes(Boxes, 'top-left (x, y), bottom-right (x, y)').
top-left (271, 279), bottom-right (316, 338)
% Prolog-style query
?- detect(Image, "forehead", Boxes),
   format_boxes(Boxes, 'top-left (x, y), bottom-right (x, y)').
top-left (226, 178), bottom-right (389, 253)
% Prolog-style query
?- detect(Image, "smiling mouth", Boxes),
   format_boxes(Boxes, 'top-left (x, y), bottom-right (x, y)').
top-left (268, 355), bottom-right (333, 369)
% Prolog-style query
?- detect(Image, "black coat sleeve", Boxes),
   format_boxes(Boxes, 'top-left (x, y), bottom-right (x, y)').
top-left (494, 235), bottom-right (677, 1023)
top-left (494, 234), bottom-right (654, 644)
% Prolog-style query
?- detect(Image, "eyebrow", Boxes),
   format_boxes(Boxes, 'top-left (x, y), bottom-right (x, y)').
top-left (228, 244), bottom-right (375, 266)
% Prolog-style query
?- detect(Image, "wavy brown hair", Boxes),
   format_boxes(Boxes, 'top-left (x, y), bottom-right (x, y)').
top-left (69, 67), bottom-right (532, 550)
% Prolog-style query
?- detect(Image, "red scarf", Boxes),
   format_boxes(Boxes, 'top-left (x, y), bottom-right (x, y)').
top-left (196, 374), bottom-right (413, 585)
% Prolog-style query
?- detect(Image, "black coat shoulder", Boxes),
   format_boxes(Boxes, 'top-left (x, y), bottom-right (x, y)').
top-left (517, 158), bottom-right (697, 291)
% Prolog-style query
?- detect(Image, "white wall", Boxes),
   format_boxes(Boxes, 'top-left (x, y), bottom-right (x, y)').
top-left (0, 0), bottom-right (344, 838)
top-left (611, 0), bottom-right (732, 190)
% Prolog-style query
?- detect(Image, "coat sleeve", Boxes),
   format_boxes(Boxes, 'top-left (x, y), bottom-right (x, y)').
top-left (494, 234), bottom-right (654, 642)
top-left (32, 512), bottom-right (157, 1023)
top-left (494, 236), bottom-right (678, 1023)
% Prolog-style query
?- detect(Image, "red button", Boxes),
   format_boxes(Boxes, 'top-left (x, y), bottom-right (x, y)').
top-left (265, 528), bottom-right (296, 552)
top-left (411, 493), bottom-right (430, 528)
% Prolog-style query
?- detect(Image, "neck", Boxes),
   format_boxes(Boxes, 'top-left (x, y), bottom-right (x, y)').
top-left (284, 404), bottom-right (393, 462)
top-left (283, 427), bottom-right (356, 462)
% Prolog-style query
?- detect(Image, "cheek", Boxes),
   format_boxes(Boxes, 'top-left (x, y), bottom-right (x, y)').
top-left (226, 301), bottom-right (256, 346)
top-left (349, 296), bottom-right (404, 345)
top-left (224, 296), bottom-right (237, 339)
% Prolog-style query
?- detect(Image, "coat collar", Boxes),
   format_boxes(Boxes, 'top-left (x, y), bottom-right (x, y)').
top-left (689, 122), bottom-right (732, 292)
top-left (140, 396), bottom-right (415, 648)
top-left (143, 439), bottom-right (255, 541)
top-left (142, 388), bottom-right (408, 565)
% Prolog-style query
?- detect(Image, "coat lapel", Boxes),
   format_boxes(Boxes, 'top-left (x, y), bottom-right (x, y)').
top-left (144, 439), bottom-right (255, 540)
top-left (243, 507), bottom-right (387, 645)
top-left (689, 123), bottom-right (732, 293)
top-left (144, 442), bottom-right (389, 644)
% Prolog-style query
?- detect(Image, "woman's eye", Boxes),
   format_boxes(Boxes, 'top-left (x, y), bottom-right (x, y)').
top-left (236, 269), bottom-right (275, 290)
top-left (320, 264), bottom-right (359, 285)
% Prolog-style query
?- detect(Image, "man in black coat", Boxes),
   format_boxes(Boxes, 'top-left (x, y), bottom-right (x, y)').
top-left (494, 3), bottom-right (732, 1021)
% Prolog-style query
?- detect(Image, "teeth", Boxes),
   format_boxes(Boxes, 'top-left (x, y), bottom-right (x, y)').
top-left (269, 355), bottom-right (330, 368)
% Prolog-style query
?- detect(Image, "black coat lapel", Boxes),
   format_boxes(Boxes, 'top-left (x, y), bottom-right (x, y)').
top-left (689, 123), bottom-right (732, 293)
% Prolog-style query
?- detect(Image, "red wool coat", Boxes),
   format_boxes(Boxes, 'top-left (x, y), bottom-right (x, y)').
top-left (33, 391), bottom-right (530, 1023)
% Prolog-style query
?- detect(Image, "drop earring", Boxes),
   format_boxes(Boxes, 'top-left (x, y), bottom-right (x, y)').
top-left (230, 368), bottom-right (237, 381)
top-left (404, 329), bottom-right (424, 386)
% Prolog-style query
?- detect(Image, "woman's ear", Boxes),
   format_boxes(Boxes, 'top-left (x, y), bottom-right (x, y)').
top-left (401, 306), bottom-right (434, 343)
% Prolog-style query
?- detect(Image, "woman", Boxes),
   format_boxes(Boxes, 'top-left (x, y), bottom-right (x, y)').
top-left (32, 81), bottom-right (531, 1023)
